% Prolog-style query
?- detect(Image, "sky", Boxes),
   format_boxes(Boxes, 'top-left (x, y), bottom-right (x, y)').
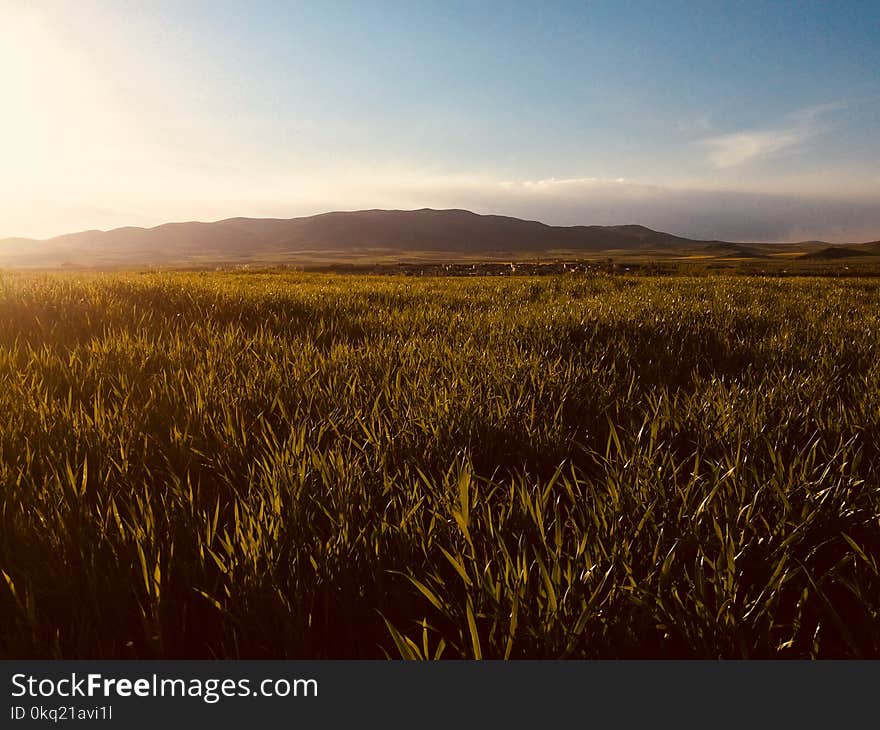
top-left (1, 0), bottom-right (879, 242)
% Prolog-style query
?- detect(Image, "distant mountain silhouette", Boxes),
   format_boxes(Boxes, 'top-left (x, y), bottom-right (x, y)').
top-left (0, 208), bottom-right (869, 267)
top-left (701, 242), bottom-right (767, 258)
top-left (800, 244), bottom-right (879, 260)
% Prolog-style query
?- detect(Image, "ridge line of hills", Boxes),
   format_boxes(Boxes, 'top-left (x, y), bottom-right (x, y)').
top-left (1, 208), bottom-right (878, 268)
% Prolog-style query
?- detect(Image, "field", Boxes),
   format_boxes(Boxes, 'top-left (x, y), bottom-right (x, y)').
top-left (1, 271), bottom-right (878, 658)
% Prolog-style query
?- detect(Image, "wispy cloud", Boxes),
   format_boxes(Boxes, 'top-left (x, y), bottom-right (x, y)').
top-left (699, 103), bottom-right (845, 168)
top-left (500, 177), bottom-right (628, 191)
top-left (702, 127), bottom-right (810, 168)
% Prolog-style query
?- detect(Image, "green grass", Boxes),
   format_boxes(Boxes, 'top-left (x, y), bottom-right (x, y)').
top-left (0, 271), bottom-right (878, 658)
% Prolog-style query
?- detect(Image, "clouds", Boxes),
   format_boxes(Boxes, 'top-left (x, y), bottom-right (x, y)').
top-left (453, 179), bottom-right (880, 243)
top-left (698, 103), bottom-right (845, 168)
top-left (499, 177), bottom-right (629, 192)
top-left (702, 127), bottom-right (810, 168)
top-left (324, 172), bottom-right (880, 243)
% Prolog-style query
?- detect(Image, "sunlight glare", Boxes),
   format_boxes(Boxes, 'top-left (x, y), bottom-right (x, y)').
top-left (0, 9), bottom-right (126, 197)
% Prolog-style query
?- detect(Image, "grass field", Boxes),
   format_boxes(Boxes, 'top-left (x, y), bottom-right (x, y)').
top-left (0, 271), bottom-right (878, 658)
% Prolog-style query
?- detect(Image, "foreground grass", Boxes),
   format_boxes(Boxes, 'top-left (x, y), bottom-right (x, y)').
top-left (0, 271), bottom-right (878, 658)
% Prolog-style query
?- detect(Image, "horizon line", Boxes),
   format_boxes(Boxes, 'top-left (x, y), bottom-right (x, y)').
top-left (2, 207), bottom-right (877, 247)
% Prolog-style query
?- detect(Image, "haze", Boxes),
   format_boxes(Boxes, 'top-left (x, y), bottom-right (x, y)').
top-left (2, 0), bottom-right (879, 242)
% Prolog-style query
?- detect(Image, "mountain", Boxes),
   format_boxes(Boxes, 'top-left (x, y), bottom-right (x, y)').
top-left (700, 242), bottom-right (766, 258)
top-left (0, 208), bottom-right (863, 268)
top-left (799, 245), bottom-right (878, 260)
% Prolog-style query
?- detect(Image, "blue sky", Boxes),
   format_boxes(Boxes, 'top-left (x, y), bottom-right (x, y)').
top-left (1, 0), bottom-right (879, 240)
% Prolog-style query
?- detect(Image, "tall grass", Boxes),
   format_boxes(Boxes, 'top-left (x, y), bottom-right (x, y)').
top-left (0, 271), bottom-right (878, 658)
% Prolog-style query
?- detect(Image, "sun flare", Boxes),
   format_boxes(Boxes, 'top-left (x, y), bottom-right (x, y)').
top-left (0, 7), bottom-right (150, 216)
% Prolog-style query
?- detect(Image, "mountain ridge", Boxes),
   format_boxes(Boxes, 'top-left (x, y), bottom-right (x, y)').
top-left (1, 208), bottom-right (876, 268)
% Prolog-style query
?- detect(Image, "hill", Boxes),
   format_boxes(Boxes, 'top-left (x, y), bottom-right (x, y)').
top-left (701, 242), bottom-right (767, 259)
top-left (0, 208), bottom-right (874, 268)
top-left (799, 245), bottom-right (879, 260)
top-left (0, 209), bottom-right (726, 268)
